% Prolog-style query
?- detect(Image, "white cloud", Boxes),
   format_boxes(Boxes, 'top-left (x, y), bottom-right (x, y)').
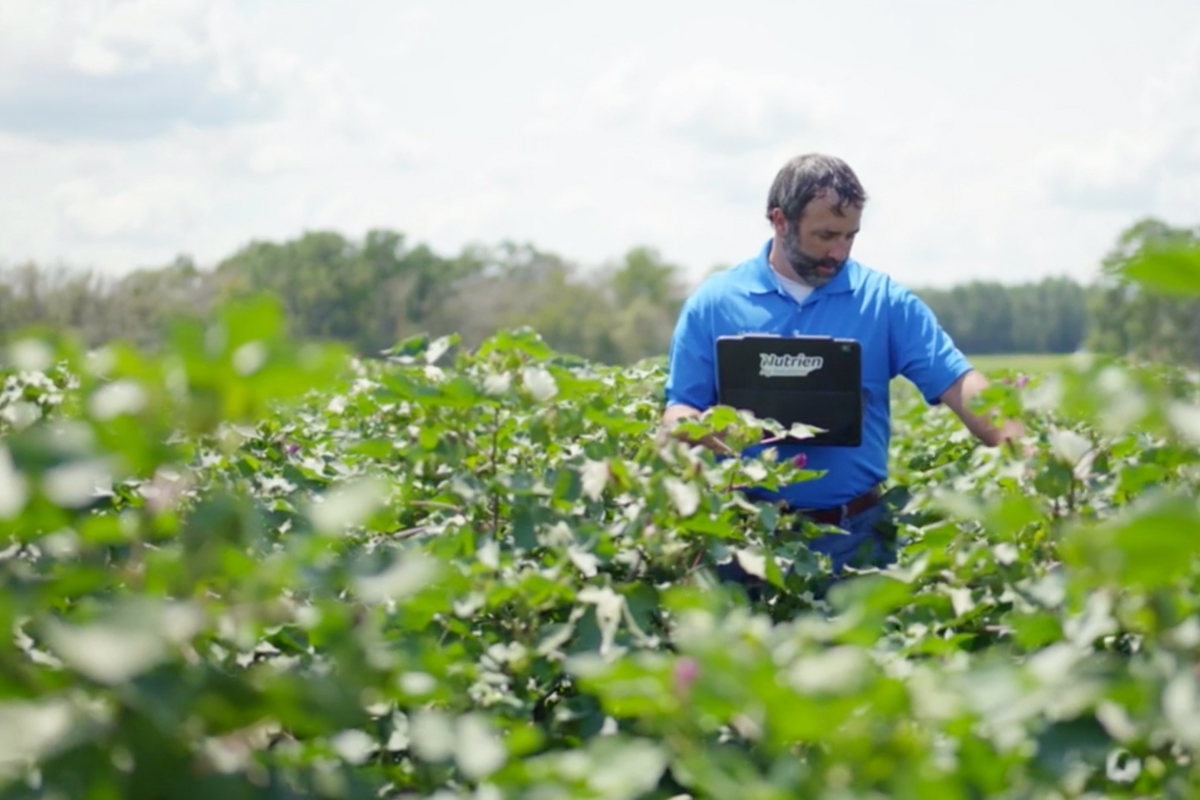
top-left (527, 54), bottom-right (649, 137)
top-left (1039, 33), bottom-right (1200, 217)
top-left (530, 56), bottom-right (832, 156)
top-left (0, 0), bottom-right (423, 254)
top-left (649, 60), bottom-right (836, 156)
top-left (183, 63), bottom-right (425, 180)
top-left (522, 56), bottom-right (836, 247)
top-left (0, 0), bottom-right (425, 175)
top-left (53, 175), bottom-right (212, 242)
top-left (0, 0), bottom-right (279, 139)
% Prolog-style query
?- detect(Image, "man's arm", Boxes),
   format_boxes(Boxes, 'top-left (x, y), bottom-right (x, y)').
top-left (886, 285), bottom-right (1026, 450)
top-left (658, 291), bottom-right (733, 455)
top-left (939, 369), bottom-right (1026, 448)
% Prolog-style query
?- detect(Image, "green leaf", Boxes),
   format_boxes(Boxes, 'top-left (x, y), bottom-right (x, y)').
top-left (1008, 612), bottom-right (1064, 650)
top-left (0, 445), bottom-right (29, 519)
top-left (1061, 492), bottom-right (1200, 588)
top-left (308, 476), bottom-right (390, 534)
top-left (0, 698), bottom-right (86, 769)
top-left (664, 477), bottom-right (700, 517)
top-left (1033, 716), bottom-right (1113, 778)
top-left (41, 600), bottom-right (204, 685)
top-left (353, 551), bottom-right (442, 603)
top-left (1121, 242), bottom-right (1200, 296)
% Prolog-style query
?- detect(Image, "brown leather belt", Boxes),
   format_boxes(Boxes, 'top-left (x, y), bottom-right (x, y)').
top-left (785, 485), bottom-right (882, 526)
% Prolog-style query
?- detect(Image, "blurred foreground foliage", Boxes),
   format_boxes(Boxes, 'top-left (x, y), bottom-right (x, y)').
top-left (0, 244), bottom-right (1199, 799)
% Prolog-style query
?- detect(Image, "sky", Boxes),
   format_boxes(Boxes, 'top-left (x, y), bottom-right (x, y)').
top-left (0, 0), bottom-right (1198, 291)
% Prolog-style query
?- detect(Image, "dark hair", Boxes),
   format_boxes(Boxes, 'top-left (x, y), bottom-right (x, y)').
top-left (766, 154), bottom-right (867, 222)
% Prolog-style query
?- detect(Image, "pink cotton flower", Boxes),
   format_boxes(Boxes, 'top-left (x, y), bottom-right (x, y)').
top-left (792, 452), bottom-right (808, 468)
top-left (672, 657), bottom-right (699, 695)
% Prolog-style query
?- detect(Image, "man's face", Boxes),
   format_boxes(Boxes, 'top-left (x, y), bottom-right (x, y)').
top-left (775, 191), bottom-right (862, 288)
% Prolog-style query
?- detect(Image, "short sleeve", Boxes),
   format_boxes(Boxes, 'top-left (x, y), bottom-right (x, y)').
top-left (663, 294), bottom-right (718, 410)
top-left (888, 285), bottom-right (973, 405)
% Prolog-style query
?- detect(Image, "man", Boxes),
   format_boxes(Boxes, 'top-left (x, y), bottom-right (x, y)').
top-left (661, 153), bottom-right (1024, 576)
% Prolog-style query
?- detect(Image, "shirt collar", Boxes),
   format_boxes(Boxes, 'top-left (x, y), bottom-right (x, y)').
top-left (744, 238), bottom-right (863, 297)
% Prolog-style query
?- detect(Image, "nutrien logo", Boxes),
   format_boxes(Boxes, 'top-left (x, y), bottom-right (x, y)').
top-left (759, 352), bottom-right (823, 377)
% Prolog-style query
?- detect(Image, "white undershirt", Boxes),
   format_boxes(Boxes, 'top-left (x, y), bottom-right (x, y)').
top-left (774, 269), bottom-right (814, 304)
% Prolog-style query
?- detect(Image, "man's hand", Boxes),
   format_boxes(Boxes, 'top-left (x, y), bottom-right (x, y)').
top-left (940, 370), bottom-right (1028, 450)
top-left (658, 403), bottom-right (737, 457)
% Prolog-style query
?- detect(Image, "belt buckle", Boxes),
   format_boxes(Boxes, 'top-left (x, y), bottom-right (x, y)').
top-left (806, 503), bottom-right (847, 527)
top-left (795, 500), bottom-right (853, 527)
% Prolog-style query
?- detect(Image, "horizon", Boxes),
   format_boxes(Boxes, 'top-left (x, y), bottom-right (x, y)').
top-left (0, 221), bottom-right (1108, 294)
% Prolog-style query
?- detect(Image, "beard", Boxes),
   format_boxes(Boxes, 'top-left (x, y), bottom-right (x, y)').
top-left (781, 225), bottom-right (844, 288)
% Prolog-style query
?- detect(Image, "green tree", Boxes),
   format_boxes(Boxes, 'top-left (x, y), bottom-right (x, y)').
top-left (104, 256), bottom-right (216, 350)
top-left (598, 246), bottom-right (687, 363)
top-left (0, 261), bottom-right (124, 346)
top-left (1085, 217), bottom-right (1200, 364)
top-left (214, 229), bottom-right (481, 356)
top-left (444, 241), bottom-right (625, 363)
top-left (916, 277), bottom-right (1090, 356)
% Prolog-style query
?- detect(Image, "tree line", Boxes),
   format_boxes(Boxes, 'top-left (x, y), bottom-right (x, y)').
top-left (1, 217), bottom-right (1196, 366)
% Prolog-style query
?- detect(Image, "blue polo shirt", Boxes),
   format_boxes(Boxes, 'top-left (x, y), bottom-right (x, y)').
top-left (664, 239), bottom-right (973, 510)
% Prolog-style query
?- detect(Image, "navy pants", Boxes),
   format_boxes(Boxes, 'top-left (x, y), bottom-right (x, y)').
top-left (716, 501), bottom-right (898, 600)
